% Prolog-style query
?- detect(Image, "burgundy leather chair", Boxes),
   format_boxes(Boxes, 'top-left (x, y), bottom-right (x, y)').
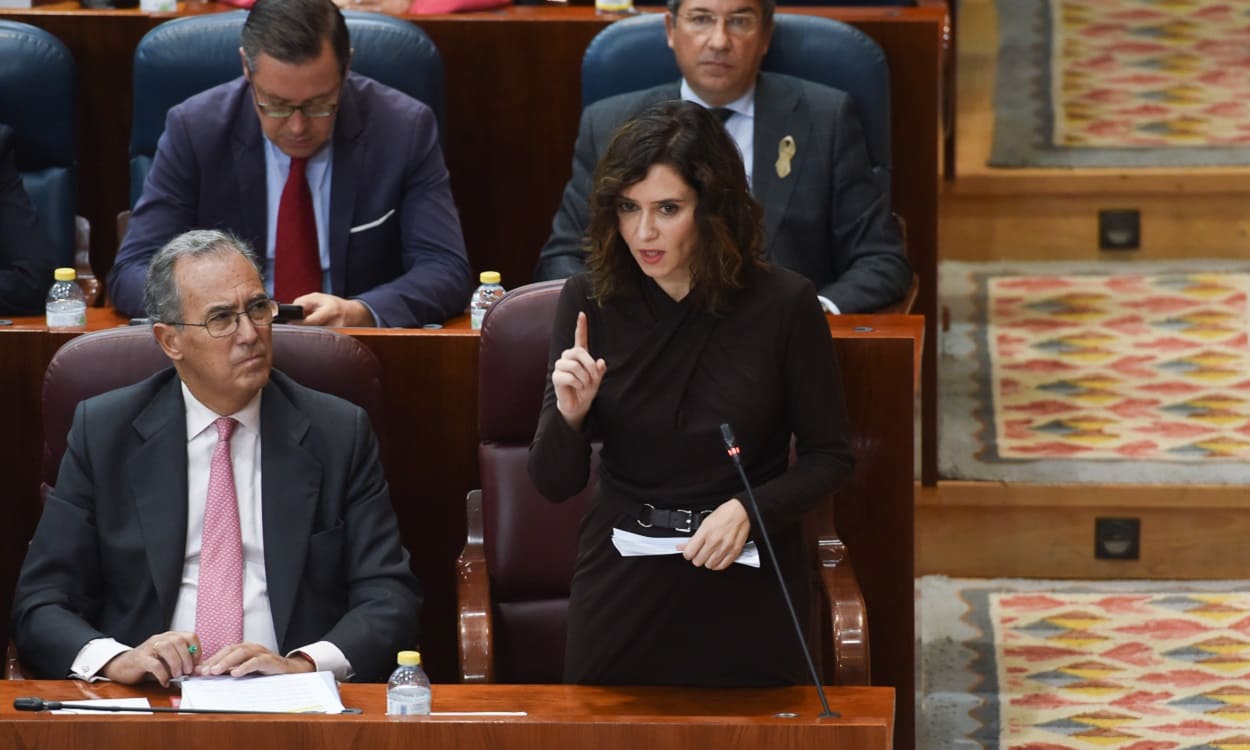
top-left (6, 324), bottom-right (385, 679)
top-left (456, 281), bottom-right (869, 685)
top-left (456, 281), bottom-right (596, 683)
top-left (39, 325), bottom-right (385, 497)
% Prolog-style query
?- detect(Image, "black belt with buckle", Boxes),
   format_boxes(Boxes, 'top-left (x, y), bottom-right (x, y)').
top-left (637, 503), bottom-right (713, 534)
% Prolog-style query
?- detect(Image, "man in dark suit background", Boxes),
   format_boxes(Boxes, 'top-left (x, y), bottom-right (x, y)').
top-left (108, 0), bottom-right (471, 328)
top-left (534, 0), bottom-right (911, 314)
top-left (12, 229), bottom-right (421, 684)
top-left (0, 123), bottom-right (57, 316)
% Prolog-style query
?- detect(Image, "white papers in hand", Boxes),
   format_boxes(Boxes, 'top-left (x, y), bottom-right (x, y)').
top-left (54, 698), bottom-right (152, 715)
top-left (180, 670), bottom-right (346, 714)
top-left (611, 528), bottom-right (760, 568)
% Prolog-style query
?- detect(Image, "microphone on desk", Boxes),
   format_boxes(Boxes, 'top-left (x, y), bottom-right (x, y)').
top-left (14, 696), bottom-right (359, 715)
top-left (718, 423), bottom-right (838, 719)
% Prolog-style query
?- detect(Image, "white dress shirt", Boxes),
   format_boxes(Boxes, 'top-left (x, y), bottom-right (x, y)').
top-left (680, 80), bottom-right (755, 186)
top-left (70, 384), bottom-right (352, 681)
top-left (679, 80), bottom-right (840, 315)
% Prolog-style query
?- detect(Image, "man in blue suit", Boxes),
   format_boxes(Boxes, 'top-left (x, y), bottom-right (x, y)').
top-left (108, 0), bottom-right (471, 328)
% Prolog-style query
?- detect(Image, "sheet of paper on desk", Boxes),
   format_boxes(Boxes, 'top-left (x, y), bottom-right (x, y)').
top-left (54, 698), bottom-right (152, 714)
top-left (611, 528), bottom-right (760, 568)
top-left (180, 671), bottom-right (346, 714)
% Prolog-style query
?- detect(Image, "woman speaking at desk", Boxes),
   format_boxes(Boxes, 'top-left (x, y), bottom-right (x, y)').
top-left (528, 101), bottom-right (855, 687)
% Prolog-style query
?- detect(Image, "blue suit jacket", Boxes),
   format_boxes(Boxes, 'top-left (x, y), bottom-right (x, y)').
top-left (10, 369), bottom-right (423, 682)
top-left (0, 124), bottom-right (57, 315)
top-left (109, 73), bottom-right (472, 327)
top-left (534, 74), bottom-right (912, 314)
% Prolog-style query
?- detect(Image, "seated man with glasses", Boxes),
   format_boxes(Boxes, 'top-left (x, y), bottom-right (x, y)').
top-left (12, 229), bottom-right (422, 683)
top-left (534, 0), bottom-right (912, 315)
top-left (108, 0), bottom-right (471, 328)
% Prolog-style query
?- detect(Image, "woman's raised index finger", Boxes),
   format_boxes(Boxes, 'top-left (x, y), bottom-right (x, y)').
top-left (574, 311), bottom-right (590, 352)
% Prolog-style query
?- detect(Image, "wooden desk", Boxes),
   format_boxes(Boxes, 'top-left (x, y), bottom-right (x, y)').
top-left (0, 309), bottom-right (918, 749)
top-left (0, 2), bottom-right (944, 485)
top-left (0, 681), bottom-right (894, 749)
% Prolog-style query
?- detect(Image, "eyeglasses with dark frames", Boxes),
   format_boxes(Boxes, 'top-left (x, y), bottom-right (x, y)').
top-left (164, 298), bottom-right (280, 338)
top-left (250, 85), bottom-right (339, 119)
top-left (676, 11), bottom-right (761, 36)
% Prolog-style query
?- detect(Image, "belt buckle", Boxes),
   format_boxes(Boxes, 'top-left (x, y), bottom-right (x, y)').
top-left (674, 508), bottom-right (694, 533)
top-left (638, 503), bottom-right (655, 528)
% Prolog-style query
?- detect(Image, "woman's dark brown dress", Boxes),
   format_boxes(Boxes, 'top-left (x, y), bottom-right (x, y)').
top-left (528, 265), bottom-right (854, 687)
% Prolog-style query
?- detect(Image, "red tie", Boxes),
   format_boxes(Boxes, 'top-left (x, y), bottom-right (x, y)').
top-left (273, 156), bottom-right (320, 302)
top-left (196, 417), bottom-right (244, 659)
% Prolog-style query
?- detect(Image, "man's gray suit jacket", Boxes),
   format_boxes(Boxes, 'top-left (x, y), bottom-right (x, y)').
top-left (534, 73), bottom-right (911, 314)
top-left (10, 369), bottom-right (422, 682)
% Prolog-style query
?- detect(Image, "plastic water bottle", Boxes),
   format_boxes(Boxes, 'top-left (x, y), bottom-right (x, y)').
top-left (469, 271), bottom-right (505, 330)
top-left (386, 650), bottom-right (431, 716)
top-left (46, 267), bottom-right (87, 329)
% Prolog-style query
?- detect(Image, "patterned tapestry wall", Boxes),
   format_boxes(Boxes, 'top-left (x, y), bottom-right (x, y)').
top-left (986, 273), bottom-right (1250, 461)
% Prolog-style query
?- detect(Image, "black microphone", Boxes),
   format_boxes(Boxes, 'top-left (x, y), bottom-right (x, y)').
top-left (718, 423), bottom-right (838, 719)
top-left (14, 696), bottom-right (358, 715)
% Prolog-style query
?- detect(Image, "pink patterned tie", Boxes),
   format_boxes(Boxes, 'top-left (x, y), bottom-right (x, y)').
top-left (196, 417), bottom-right (243, 659)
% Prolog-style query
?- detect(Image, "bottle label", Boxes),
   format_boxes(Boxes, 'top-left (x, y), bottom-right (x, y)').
top-left (386, 688), bottom-right (432, 716)
top-left (47, 307), bottom-right (87, 328)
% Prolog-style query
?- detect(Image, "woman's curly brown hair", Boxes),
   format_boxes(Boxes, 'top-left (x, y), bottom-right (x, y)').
top-left (584, 100), bottom-right (765, 314)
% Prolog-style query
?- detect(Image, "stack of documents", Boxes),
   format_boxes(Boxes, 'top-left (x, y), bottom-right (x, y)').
top-left (180, 671), bottom-right (346, 714)
top-left (611, 528), bottom-right (760, 567)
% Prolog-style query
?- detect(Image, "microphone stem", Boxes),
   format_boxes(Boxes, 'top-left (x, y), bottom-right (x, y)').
top-left (14, 698), bottom-right (342, 715)
top-left (729, 453), bottom-right (838, 719)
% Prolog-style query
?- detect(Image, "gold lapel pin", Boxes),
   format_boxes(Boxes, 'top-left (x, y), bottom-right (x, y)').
top-left (776, 135), bottom-right (797, 179)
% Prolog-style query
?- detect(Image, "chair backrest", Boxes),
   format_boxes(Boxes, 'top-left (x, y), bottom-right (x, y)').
top-left (477, 280), bottom-right (599, 683)
top-left (42, 325), bottom-right (386, 490)
top-left (0, 21), bottom-right (77, 266)
top-left (129, 11), bottom-right (445, 206)
top-left (581, 13), bottom-right (891, 168)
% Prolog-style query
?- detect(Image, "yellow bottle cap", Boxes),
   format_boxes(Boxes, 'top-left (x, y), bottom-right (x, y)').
top-left (54, 268), bottom-right (77, 282)
top-left (397, 650), bottom-right (422, 666)
top-left (479, 271), bottom-right (501, 285)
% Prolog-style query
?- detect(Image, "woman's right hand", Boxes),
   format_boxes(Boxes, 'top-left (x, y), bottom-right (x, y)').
top-left (552, 311), bottom-right (606, 430)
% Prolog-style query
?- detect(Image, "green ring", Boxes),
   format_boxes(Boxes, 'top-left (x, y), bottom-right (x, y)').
top-left (188, 644), bottom-right (199, 656)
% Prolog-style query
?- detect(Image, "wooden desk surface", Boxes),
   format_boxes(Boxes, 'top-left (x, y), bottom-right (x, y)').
top-left (1, 308), bottom-right (922, 392)
top-left (0, 680), bottom-right (894, 750)
top-left (0, 309), bottom-right (923, 403)
top-left (0, 307), bottom-right (476, 332)
top-left (3, 307), bottom-right (920, 339)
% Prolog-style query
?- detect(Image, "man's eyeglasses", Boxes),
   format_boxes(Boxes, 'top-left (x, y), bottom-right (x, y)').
top-left (251, 87), bottom-right (339, 119)
top-left (166, 298), bottom-right (280, 338)
top-left (677, 11), bottom-right (761, 37)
